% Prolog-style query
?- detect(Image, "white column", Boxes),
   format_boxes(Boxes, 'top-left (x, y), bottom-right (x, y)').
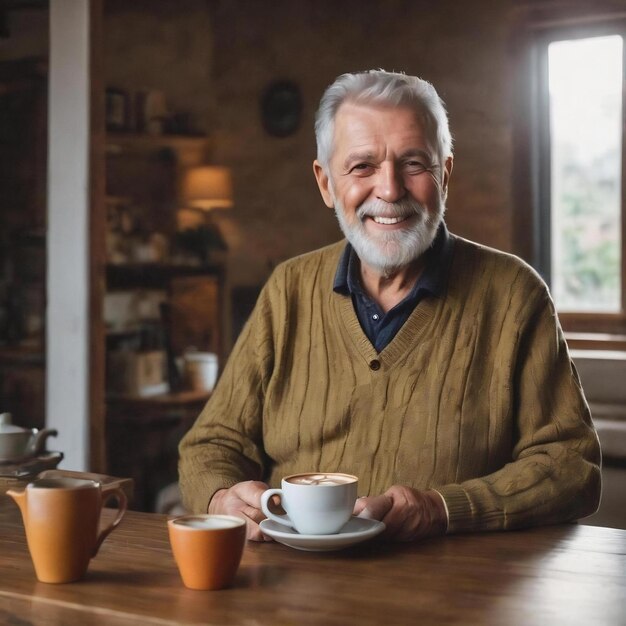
top-left (46, 0), bottom-right (91, 470)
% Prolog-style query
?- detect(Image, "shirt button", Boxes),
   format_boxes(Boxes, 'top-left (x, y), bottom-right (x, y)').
top-left (372, 314), bottom-right (379, 321)
top-left (369, 359), bottom-right (381, 371)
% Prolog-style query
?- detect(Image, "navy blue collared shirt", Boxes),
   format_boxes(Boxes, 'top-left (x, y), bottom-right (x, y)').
top-left (333, 223), bottom-right (455, 353)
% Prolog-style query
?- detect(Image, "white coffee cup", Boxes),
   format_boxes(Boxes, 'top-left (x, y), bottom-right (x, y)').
top-left (183, 352), bottom-right (218, 392)
top-left (261, 472), bottom-right (358, 535)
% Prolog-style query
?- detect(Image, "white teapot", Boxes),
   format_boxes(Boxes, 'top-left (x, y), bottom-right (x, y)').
top-left (0, 413), bottom-right (57, 463)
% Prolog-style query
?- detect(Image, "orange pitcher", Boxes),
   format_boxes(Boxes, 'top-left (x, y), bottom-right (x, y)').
top-left (7, 477), bottom-right (127, 583)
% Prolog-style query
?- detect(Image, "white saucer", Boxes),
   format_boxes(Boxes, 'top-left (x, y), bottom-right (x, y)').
top-left (259, 516), bottom-right (385, 552)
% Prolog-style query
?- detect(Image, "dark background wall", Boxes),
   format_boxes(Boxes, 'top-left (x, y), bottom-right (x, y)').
top-left (208, 0), bottom-right (517, 286)
top-left (105, 0), bottom-right (519, 289)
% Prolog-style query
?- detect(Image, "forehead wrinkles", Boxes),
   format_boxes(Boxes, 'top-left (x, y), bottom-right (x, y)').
top-left (333, 104), bottom-right (434, 167)
top-left (343, 147), bottom-right (434, 170)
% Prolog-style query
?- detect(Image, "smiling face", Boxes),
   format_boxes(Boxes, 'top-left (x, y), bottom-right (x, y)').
top-left (314, 102), bottom-right (453, 276)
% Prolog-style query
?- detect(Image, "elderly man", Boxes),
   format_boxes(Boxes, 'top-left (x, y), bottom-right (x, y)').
top-left (178, 70), bottom-right (601, 542)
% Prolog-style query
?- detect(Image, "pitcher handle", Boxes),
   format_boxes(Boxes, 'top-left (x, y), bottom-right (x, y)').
top-left (94, 485), bottom-right (128, 556)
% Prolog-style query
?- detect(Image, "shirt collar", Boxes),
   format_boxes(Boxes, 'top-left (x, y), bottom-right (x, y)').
top-left (333, 221), bottom-right (454, 298)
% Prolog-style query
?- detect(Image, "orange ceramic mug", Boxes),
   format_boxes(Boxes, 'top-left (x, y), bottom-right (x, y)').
top-left (7, 477), bottom-right (127, 583)
top-left (168, 514), bottom-right (246, 590)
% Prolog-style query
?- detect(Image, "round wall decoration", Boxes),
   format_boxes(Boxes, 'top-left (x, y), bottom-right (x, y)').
top-left (260, 80), bottom-right (302, 138)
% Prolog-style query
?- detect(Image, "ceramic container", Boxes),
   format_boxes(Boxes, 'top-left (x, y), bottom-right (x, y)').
top-left (7, 477), bottom-right (127, 583)
top-left (168, 514), bottom-right (246, 590)
top-left (0, 413), bottom-right (57, 463)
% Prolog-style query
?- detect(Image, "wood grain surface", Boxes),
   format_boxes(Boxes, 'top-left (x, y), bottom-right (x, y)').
top-left (0, 499), bottom-right (624, 625)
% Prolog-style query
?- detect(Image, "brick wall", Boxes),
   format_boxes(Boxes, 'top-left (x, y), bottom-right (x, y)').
top-left (104, 0), bottom-right (519, 292)
top-left (207, 0), bottom-right (517, 287)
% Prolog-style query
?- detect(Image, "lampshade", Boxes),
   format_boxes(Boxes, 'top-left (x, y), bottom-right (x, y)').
top-left (182, 166), bottom-right (233, 211)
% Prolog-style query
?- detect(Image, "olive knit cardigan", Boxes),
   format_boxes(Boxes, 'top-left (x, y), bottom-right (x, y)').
top-left (178, 234), bottom-right (601, 533)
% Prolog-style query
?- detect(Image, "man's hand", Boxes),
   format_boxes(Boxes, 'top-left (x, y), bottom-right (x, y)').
top-left (353, 486), bottom-right (448, 541)
top-left (208, 481), bottom-right (272, 542)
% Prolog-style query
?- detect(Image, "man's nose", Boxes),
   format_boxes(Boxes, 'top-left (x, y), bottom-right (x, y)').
top-left (375, 164), bottom-right (405, 203)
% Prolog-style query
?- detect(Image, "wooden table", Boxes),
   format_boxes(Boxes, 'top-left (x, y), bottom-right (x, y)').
top-left (0, 499), bottom-right (624, 626)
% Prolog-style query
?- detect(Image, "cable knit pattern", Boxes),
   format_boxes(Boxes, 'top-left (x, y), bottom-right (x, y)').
top-left (178, 234), bottom-right (601, 532)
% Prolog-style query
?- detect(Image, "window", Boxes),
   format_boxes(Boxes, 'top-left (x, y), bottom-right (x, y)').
top-left (548, 36), bottom-right (622, 313)
top-left (515, 12), bottom-right (626, 339)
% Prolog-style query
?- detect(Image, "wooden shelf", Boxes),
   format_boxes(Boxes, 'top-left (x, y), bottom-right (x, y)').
top-left (106, 262), bottom-right (223, 290)
top-left (107, 389), bottom-right (211, 409)
top-left (0, 345), bottom-right (45, 366)
top-left (106, 388), bottom-right (211, 511)
top-left (103, 121), bottom-right (221, 506)
top-left (105, 133), bottom-right (210, 166)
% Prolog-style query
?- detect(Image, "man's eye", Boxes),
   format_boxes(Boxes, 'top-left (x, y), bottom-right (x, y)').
top-left (405, 161), bottom-right (428, 172)
top-left (349, 163), bottom-right (373, 173)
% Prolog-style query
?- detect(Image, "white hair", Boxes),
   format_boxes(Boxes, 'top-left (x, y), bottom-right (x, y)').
top-left (314, 70), bottom-right (453, 171)
top-left (333, 194), bottom-right (444, 277)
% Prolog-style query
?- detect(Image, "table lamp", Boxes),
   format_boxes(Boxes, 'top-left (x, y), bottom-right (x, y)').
top-left (177, 166), bottom-right (233, 262)
top-left (182, 166), bottom-right (233, 211)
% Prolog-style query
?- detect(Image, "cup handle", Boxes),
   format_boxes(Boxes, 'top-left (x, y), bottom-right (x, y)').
top-left (260, 488), bottom-right (294, 529)
top-left (94, 486), bottom-right (128, 556)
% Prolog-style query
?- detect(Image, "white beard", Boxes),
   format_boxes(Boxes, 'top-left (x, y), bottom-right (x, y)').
top-left (333, 193), bottom-right (444, 277)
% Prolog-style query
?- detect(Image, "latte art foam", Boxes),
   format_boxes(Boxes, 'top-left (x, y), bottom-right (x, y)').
top-left (287, 473), bottom-right (356, 486)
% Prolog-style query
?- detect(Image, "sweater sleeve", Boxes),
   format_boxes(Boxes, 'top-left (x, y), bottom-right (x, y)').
top-left (177, 273), bottom-right (277, 514)
top-left (436, 284), bottom-right (602, 534)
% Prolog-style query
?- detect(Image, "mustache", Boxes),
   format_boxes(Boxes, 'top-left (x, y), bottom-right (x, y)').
top-left (356, 198), bottom-right (427, 220)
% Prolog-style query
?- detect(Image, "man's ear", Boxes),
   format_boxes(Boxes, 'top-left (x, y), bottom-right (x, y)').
top-left (442, 156), bottom-right (453, 198)
top-left (313, 160), bottom-right (334, 208)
